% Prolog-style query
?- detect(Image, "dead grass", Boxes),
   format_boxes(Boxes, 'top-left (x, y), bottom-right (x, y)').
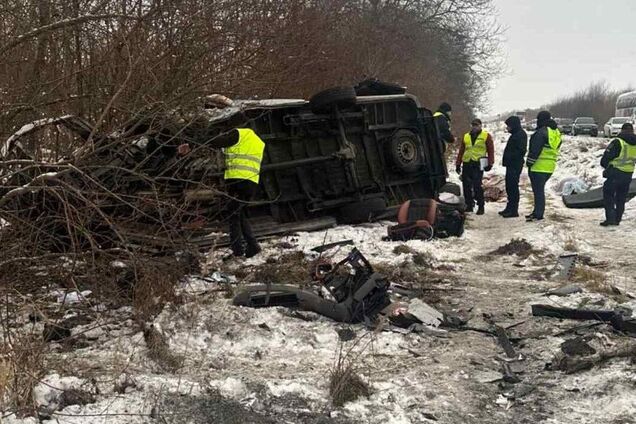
top-left (249, 251), bottom-right (310, 287)
top-left (393, 244), bottom-right (416, 255)
top-left (490, 238), bottom-right (537, 258)
top-left (132, 257), bottom-right (187, 322)
top-left (563, 237), bottom-right (578, 252)
top-left (143, 325), bottom-right (184, 372)
top-left (571, 266), bottom-right (611, 295)
top-left (548, 212), bottom-right (573, 223)
top-left (329, 341), bottom-right (371, 407)
top-left (0, 335), bottom-right (46, 417)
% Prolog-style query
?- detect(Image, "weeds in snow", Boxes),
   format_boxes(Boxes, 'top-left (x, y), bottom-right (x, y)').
top-left (329, 334), bottom-right (372, 407)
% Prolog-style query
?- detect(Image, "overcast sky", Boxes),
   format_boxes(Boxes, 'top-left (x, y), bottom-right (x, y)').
top-left (490, 0), bottom-right (636, 114)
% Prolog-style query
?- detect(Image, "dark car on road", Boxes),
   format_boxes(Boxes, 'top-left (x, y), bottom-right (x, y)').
top-left (572, 117), bottom-right (598, 137)
top-left (555, 118), bottom-right (573, 135)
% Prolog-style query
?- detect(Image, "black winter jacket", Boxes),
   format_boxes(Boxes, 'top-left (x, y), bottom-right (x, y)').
top-left (601, 132), bottom-right (636, 177)
top-left (502, 117), bottom-right (527, 168)
top-left (434, 111), bottom-right (454, 144)
top-left (526, 119), bottom-right (558, 169)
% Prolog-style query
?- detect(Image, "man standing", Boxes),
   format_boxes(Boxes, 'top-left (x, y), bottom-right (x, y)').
top-left (223, 127), bottom-right (265, 258)
top-left (434, 102), bottom-right (455, 148)
top-left (526, 111), bottom-right (561, 222)
top-left (499, 116), bottom-right (527, 218)
top-left (600, 122), bottom-right (636, 226)
top-left (455, 119), bottom-right (494, 215)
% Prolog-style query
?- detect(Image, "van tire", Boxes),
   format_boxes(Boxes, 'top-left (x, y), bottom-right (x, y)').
top-left (354, 79), bottom-right (406, 96)
top-left (309, 87), bottom-right (357, 113)
top-left (339, 197), bottom-right (387, 224)
top-left (388, 129), bottom-right (423, 173)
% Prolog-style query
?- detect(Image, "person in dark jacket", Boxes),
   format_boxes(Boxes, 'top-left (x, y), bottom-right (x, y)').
top-left (499, 116), bottom-right (528, 217)
top-left (434, 102), bottom-right (455, 149)
top-left (600, 122), bottom-right (636, 226)
top-left (455, 118), bottom-right (495, 214)
top-left (525, 111), bottom-right (562, 221)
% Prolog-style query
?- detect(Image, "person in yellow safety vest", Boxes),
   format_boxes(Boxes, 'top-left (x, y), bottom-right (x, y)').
top-left (222, 127), bottom-right (265, 257)
top-left (525, 111), bottom-right (561, 222)
top-left (433, 102), bottom-right (455, 150)
top-left (600, 122), bottom-right (636, 226)
top-left (454, 118), bottom-right (495, 215)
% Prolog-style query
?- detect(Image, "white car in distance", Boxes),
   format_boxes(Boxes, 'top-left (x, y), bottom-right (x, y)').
top-left (604, 117), bottom-right (632, 138)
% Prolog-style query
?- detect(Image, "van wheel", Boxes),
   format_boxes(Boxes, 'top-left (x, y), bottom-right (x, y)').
top-left (388, 129), bottom-right (423, 173)
top-left (339, 197), bottom-right (387, 224)
top-left (309, 87), bottom-right (356, 113)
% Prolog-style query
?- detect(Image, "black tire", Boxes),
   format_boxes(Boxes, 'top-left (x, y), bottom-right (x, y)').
top-left (387, 129), bottom-right (423, 173)
top-left (309, 87), bottom-right (356, 113)
top-left (354, 79), bottom-right (406, 96)
top-left (339, 197), bottom-right (387, 224)
top-left (439, 182), bottom-right (461, 196)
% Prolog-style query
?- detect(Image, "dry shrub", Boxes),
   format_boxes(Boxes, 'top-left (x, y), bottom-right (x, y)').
top-left (0, 335), bottom-right (46, 417)
top-left (250, 251), bottom-right (310, 286)
top-left (490, 238), bottom-right (536, 258)
top-left (132, 257), bottom-right (189, 322)
top-left (571, 266), bottom-right (610, 294)
top-left (143, 325), bottom-right (183, 373)
top-left (329, 341), bottom-right (371, 407)
top-left (412, 252), bottom-right (435, 268)
top-left (393, 245), bottom-right (416, 255)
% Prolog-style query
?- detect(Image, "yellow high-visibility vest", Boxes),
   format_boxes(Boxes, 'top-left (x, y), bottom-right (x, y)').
top-left (462, 130), bottom-right (489, 163)
top-left (610, 138), bottom-right (636, 173)
top-left (434, 111), bottom-right (451, 130)
top-left (531, 128), bottom-right (562, 174)
top-left (224, 128), bottom-right (265, 183)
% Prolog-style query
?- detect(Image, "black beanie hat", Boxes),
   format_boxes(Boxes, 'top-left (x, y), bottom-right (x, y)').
top-left (622, 122), bottom-right (634, 133)
top-left (438, 102), bottom-right (452, 113)
top-left (536, 110), bottom-right (551, 127)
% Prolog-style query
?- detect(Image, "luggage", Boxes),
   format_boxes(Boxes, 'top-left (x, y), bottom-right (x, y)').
top-left (387, 221), bottom-right (434, 241)
top-left (388, 197), bottom-right (465, 241)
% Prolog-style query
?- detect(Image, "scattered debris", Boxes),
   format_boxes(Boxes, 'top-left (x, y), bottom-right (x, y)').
top-left (311, 239), bottom-right (354, 253)
top-left (531, 304), bottom-right (636, 336)
top-left (406, 299), bottom-right (443, 328)
top-left (551, 335), bottom-right (636, 374)
top-left (235, 248), bottom-right (390, 324)
top-left (554, 254), bottom-right (578, 280)
top-left (547, 284), bottom-right (583, 297)
top-left (482, 175), bottom-right (506, 201)
top-left (561, 337), bottom-right (597, 356)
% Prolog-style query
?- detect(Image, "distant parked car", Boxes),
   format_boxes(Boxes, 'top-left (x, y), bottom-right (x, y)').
top-left (603, 117), bottom-right (632, 138)
top-left (524, 119), bottom-right (537, 131)
top-left (572, 117), bottom-right (598, 137)
top-left (555, 118), bottom-right (573, 135)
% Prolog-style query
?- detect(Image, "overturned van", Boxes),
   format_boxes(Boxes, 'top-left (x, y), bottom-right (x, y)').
top-left (200, 86), bottom-right (448, 225)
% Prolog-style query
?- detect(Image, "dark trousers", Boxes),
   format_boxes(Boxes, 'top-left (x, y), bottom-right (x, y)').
top-left (529, 171), bottom-right (551, 219)
top-left (461, 161), bottom-right (484, 209)
top-left (603, 172), bottom-right (632, 224)
top-left (504, 165), bottom-right (522, 213)
top-left (226, 179), bottom-right (259, 256)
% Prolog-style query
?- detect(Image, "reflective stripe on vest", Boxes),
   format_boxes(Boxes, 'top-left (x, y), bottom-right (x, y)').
top-left (462, 130), bottom-right (489, 162)
top-left (531, 128), bottom-right (562, 174)
top-left (610, 138), bottom-right (636, 173)
top-left (224, 128), bottom-right (265, 183)
top-left (434, 111), bottom-right (451, 131)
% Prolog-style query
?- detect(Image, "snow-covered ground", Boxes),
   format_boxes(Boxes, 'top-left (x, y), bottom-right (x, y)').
top-left (2, 128), bottom-right (636, 424)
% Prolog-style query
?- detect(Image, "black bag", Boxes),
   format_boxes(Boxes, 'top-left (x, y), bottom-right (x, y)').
top-left (386, 221), bottom-right (434, 241)
top-left (433, 202), bottom-right (465, 238)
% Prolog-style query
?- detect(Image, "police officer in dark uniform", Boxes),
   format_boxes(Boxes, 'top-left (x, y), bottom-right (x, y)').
top-left (600, 122), bottom-right (636, 226)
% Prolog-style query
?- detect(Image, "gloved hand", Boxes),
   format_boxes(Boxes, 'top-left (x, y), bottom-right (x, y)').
top-left (484, 164), bottom-right (492, 172)
top-left (455, 165), bottom-right (461, 174)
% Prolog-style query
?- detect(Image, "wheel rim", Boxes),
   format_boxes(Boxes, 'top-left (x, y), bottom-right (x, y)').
top-left (397, 138), bottom-right (417, 163)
